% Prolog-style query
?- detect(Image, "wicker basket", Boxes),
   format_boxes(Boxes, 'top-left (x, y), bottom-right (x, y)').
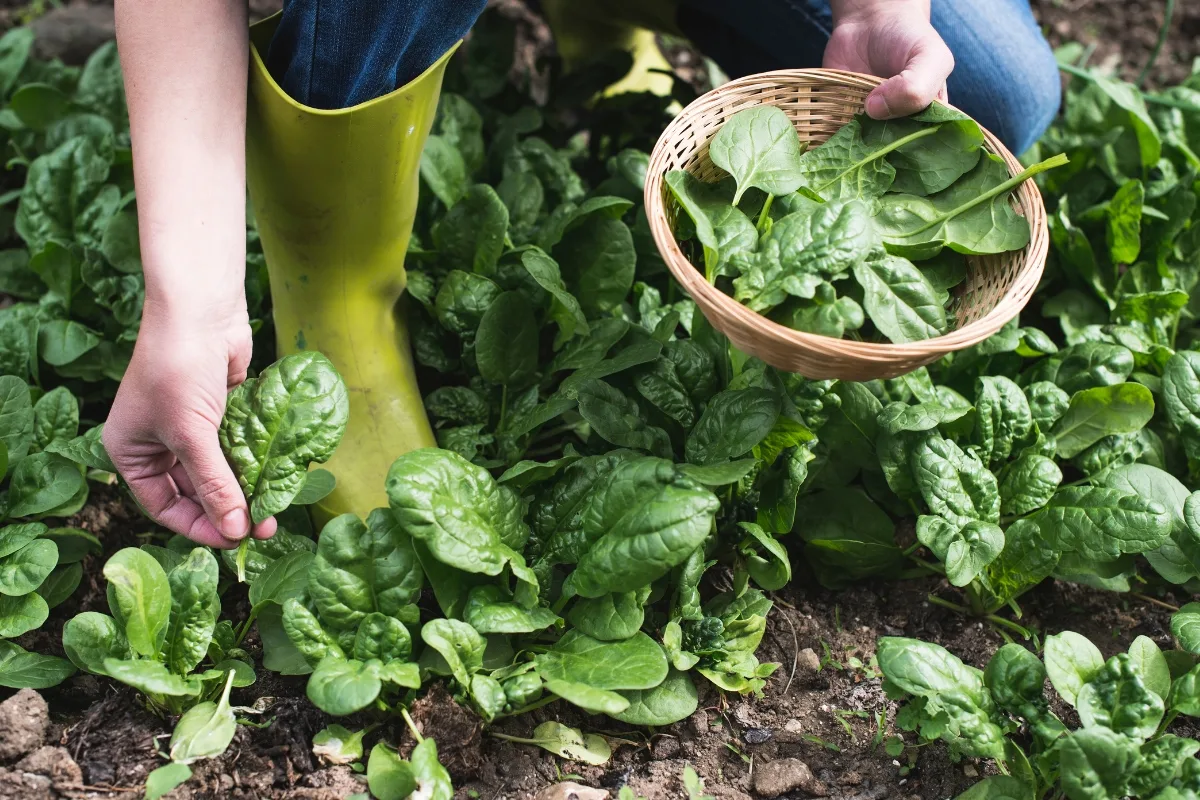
top-left (644, 69), bottom-right (1049, 381)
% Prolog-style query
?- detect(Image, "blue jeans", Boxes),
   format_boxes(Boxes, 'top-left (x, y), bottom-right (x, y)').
top-left (266, 0), bottom-right (1060, 154)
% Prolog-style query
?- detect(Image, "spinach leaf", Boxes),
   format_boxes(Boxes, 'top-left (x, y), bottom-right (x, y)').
top-left (875, 153), bottom-right (1064, 258)
top-left (102, 547), bottom-right (170, 658)
top-left (421, 618), bottom-right (485, 688)
top-left (535, 630), bottom-right (668, 691)
top-left (1058, 727), bottom-right (1139, 800)
top-left (306, 656), bottom-right (387, 716)
top-left (860, 106), bottom-right (984, 195)
top-left (666, 170), bottom-right (757, 279)
top-left (434, 270), bottom-right (501, 335)
top-left (431, 184), bottom-right (508, 276)
top-left (1163, 351), bottom-right (1200, 456)
top-left (1032, 486), bottom-right (1171, 561)
top-left (566, 588), bottom-right (648, 641)
top-left (876, 637), bottom-right (1006, 760)
top-left (916, 516), bottom-right (1003, 587)
top-left (553, 214), bottom-right (635, 317)
top-left (1026, 381), bottom-right (1071, 431)
top-left (853, 254), bottom-right (947, 342)
top-left (909, 434), bottom-right (1000, 526)
top-left (475, 291), bottom-right (538, 387)
top-left (974, 377), bottom-right (1032, 467)
top-left (795, 488), bottom-right (903, 588)
top-left (793, 117), bottom-right (896, 202)
top-left (1098, 465), bottom-right (1196, 585)
top-left (463, 585), bottom-right (559, 634)
top-left (685, 388), bottom-right (781, 465)
top-left (162, 548), bottom-right (220, 676)
top-left (998, 454), bottom-right (1062, 516)
top-left (1075, 653), bottom-right (1164, 739)
top-left (520, 249), bottom-right (588, 345)
top-left (1052, 382), bottom-right (1154, 458)
top-left (575, 379), bottom-right (672, 458)
top-left (564, 458), bottom-right (718, 598)
top-left (218, 352), bottom-right (350, 523)
top-left (731, 200), bottom-right (878, 313)
top-left (611, 668), bottom-right (698, 726)
top-left (308, 508), bottom-right (423, 633)
top-left (387, 449), bottom-right (535, 598)
top-left (1056, 342), bottom-right (1134, 394)
top-left (0, 641), bottom-right (74, 689)
top-left (5, 452), bottom-right (86, 517)
top-left (708, 106), bottom-right (807, 202)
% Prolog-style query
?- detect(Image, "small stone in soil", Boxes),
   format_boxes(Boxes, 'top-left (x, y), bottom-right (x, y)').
top-left (534, 781), bottom-right (609, 800)
top-left (688, 709), bottom-right (708, 738)
top-left (0, 690), bottom-right (49, 762)
top-left (752, 758), bottom-right (828, 798)
top-left (15, 746), bottom-right (83, 785)
top-left (796, 648), bottom-right (821, 677)
top-left (743, 728), bottom-right (773, 745)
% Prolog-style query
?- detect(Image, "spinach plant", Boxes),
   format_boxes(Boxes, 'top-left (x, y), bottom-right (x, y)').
top-left (880, 632), bottom-right (1200, 799)
top-left (62, 544), bottom-right (254, 709)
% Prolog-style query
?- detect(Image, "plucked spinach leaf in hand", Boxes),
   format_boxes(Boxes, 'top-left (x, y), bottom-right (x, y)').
top-left (219, 352), bottom-right (350, 523)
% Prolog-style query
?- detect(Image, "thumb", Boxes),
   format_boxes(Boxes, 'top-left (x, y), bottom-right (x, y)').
top-left (865, 40), bottom-right (954, 119)
top-left (175, 433), bottom-right (252, 542)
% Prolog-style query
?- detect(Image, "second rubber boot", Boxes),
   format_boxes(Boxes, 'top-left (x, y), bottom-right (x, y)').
top-left (541, 0), bottom-right (681, 98)
top-left (245, 17), bottom-right (444, 521)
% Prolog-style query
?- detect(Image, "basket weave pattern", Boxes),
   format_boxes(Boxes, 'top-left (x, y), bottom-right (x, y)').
top-left (644, 69), bottom-right (1050, 380)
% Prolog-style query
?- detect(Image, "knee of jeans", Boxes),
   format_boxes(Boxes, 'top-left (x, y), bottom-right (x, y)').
top-left (954, 36), bottom-right (1062, 156)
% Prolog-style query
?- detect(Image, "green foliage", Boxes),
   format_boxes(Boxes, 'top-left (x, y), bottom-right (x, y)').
top-left (881, 629), bottom-right (1200, 800)
top-left (218, 351), bottom-right (350, 525)
top-left (669, 107), bottom-right (1067, 342)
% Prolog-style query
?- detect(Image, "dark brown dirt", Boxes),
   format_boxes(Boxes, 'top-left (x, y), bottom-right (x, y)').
top-left (1030, 0), bottom-right (1199, 87)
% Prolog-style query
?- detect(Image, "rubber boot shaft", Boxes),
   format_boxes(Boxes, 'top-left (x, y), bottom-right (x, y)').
top-left (246, 15), bottom-right (444, 521)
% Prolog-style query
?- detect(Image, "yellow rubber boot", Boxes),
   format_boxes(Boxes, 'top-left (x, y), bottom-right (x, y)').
top-left (541, 0), bottom-right (681, 98)
top-left (246, 17), bottom-right (444, 521)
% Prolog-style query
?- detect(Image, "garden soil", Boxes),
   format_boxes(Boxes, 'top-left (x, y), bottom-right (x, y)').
top-left (0, 1), bottom-right (1193, 799)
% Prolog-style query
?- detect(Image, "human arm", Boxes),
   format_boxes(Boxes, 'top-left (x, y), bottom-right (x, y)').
top-left (104, 0), bottom-right (275, 548)
top-left (825, 0), bottom-right (954, 119)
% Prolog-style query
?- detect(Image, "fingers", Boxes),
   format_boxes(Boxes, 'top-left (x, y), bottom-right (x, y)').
top-left (126, 472), bottom-right (242, 549)
top-left (172, 433), bottom-right (253, 543)
top-left (865, 38), bottom-right (955, 119)
top-left (252, 516), bottom-right (278, 540)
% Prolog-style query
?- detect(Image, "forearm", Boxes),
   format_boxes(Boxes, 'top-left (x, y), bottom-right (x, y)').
top-left (830, 0), bottom-right (930, 23)
top-left (115, 0), bottom-right (249, 322)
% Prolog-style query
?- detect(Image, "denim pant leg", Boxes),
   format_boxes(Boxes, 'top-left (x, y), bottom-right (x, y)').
top-left (678, 0), bottom-right (1061, 155)
top-left (265, 0), bottom-right (488, 110)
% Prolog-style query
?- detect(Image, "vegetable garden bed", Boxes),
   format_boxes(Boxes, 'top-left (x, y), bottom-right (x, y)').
top-left (0, 2), bottom-right (1199, 800)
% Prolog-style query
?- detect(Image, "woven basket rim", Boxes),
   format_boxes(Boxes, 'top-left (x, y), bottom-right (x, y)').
top-left (643, 68), bottom-right (1049, 372)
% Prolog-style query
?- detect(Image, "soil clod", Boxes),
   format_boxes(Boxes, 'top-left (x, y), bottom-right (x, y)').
top-left (15, 746), bottom-right (82, 786)
top-left (0, 690), bottom-right (49, 762)
top-left (0, 768), bottom-right (53, 800)
top-left (752, 757), bottom-right (827, 798)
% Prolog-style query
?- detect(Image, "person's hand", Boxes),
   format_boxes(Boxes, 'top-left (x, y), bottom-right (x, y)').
top-left (824, 0), bottom-right (954, 119)
top-left (103, 299), bottom-right (276, 549)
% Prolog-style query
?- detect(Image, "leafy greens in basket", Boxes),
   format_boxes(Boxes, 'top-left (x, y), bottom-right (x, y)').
top-left (667, 105), bottom-right (1067, 343)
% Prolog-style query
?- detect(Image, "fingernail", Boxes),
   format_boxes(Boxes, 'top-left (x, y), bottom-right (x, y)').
top-left (221, 508), bottom-right (249, 539)
top-left (865, 94), bottom-right (890, 119)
